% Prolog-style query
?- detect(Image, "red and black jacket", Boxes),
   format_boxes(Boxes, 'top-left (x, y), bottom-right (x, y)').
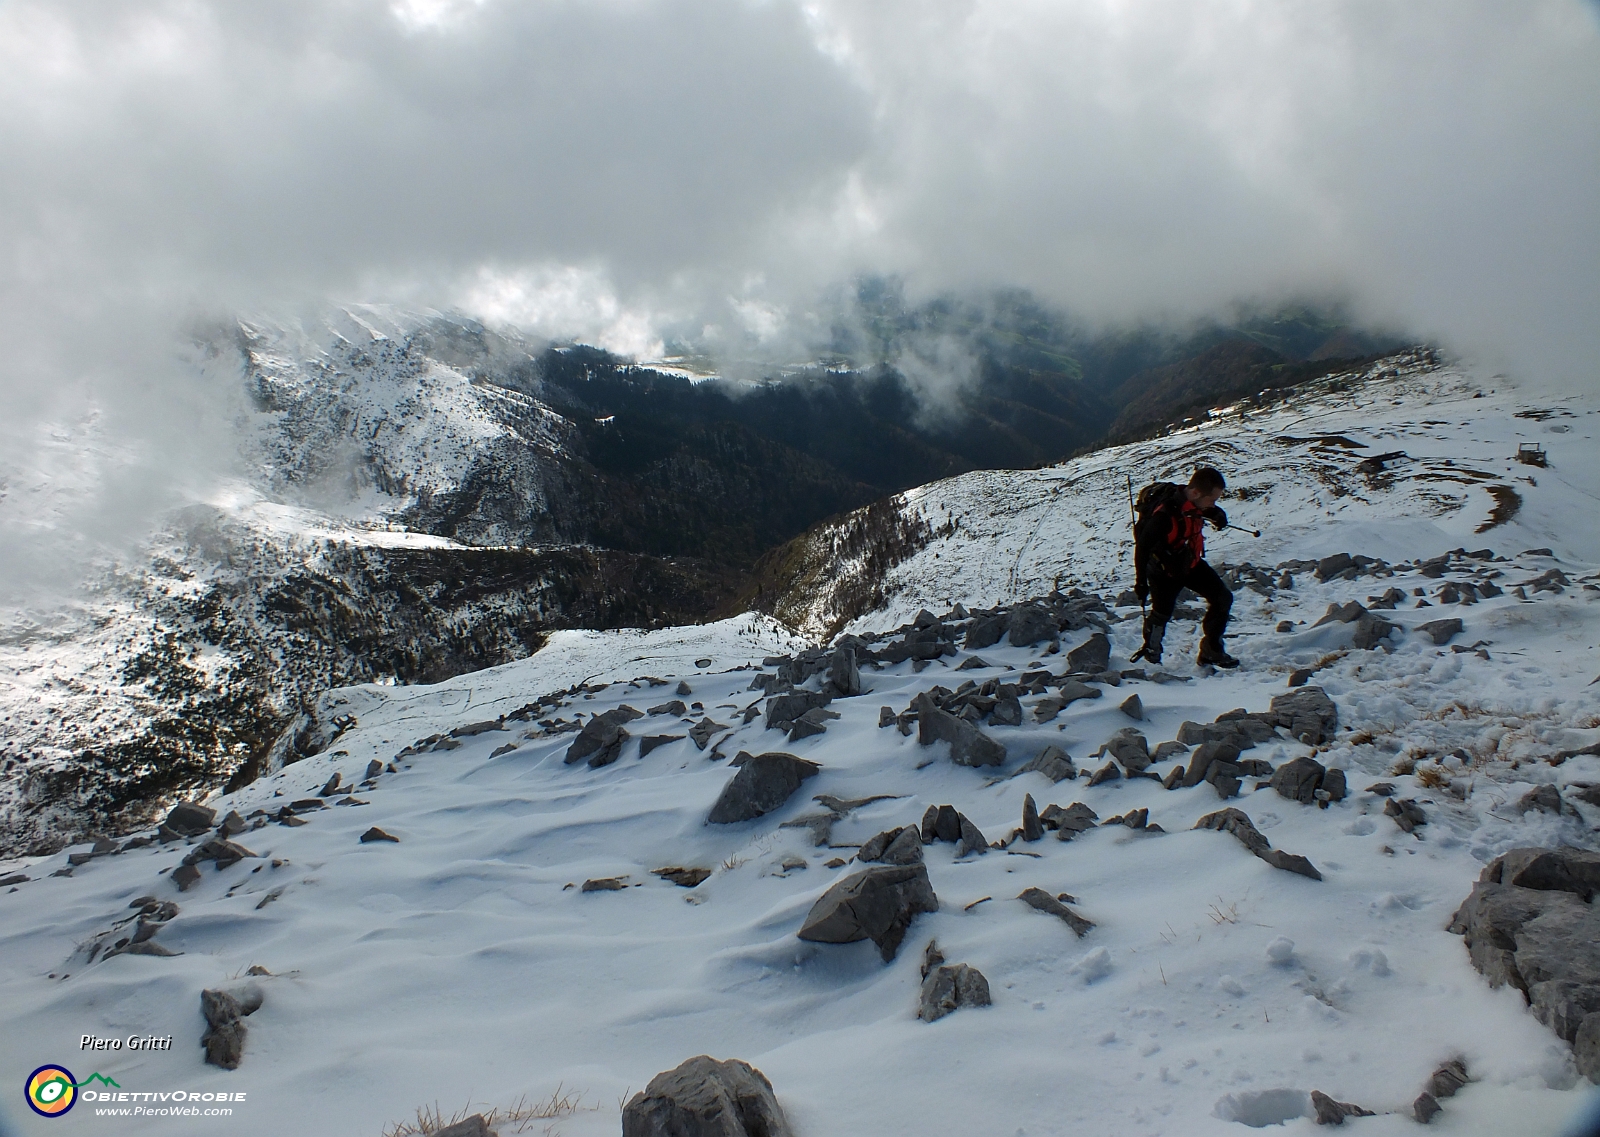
top-left (1134, 485), bottom-right (1225, 589)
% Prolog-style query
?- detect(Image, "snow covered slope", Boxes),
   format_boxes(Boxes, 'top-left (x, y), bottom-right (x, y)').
top-left (767, 350), bottom-right (1600, 639)
top-left (2, 352), bottom-right (1599, 1136)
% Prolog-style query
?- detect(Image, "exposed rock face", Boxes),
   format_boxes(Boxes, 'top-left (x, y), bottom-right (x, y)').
top-left (797, 863), bottom-right (939, 961)
top-left (622, 1055), bottom-right (793, 1137)
top-left (919, 963), bottom-right (992, 1022)
top-left (1449, 847), bottom-right (1600, 1080)
top-left (707, 753), bottom-right (820, 824)
top-left (912, 693), bottom-right (1006, 767)
top-left (160, 802), bottom-right (218, 839)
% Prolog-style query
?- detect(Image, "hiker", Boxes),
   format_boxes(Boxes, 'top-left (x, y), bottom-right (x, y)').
top-left (1133, 466), bottom-right (1237, 668)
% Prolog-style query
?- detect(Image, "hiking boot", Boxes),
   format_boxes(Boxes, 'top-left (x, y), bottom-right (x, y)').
top-left (1135, 615), bottom-right (1167, 665)
top-left (1196, 640), bottom-right (1239, 669)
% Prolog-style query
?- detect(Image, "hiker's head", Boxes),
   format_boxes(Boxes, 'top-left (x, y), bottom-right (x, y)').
top-left (1186, 467), bottom-right (1226, 510)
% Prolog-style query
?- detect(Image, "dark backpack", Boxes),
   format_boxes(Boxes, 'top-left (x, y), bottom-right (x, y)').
top-left (1134, 481), bottom-right (1183, 519)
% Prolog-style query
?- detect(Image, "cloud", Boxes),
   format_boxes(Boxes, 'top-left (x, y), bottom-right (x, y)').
top-left (0, 0), bottom-right (1597, 590)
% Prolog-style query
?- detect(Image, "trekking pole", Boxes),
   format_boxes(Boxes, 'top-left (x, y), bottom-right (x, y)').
top-left (1224, 523), bottom-right (1262, 538)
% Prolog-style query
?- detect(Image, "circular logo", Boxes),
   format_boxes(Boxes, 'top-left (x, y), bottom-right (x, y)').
top-left (26, 1065), bottom-right (78, 1117)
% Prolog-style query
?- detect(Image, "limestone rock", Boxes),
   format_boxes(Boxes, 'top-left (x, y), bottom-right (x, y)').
top-left (1021, 794), bottom-right (1043, 842)
top-left (1015, 745), bottom-right (1077, 782)
top-left (1268, 687), bottom-right (1338, 744)
top-left (1270, 756), bottom-right (1329, 805)
top-left (1119, 694), bottom-right (1144, 720)
top-left (1017, 887), bottom-right (1095, 936)
top-left (797, 864), bottom-right (939, 962)
top-left (1102, 728), bottom-right (1151, 774)
top-left (913, 693), bottom-right (1006, 767)
top-left (707, 753), bottom-right (820, 824)
top-left (1007, 604), bottom-right (1056, 647)
top-left (1194, 808), bottom-right (1321, 880)
top-left (162, 802), bottom-right (217, 839)
top-left (1065, 632), bottom-right (1111, 674)
top-left (1310, 1090), bottom-right (1374, 1125)
top-left (622, 1055), bottom-right (792, 1137)
top-left (200, 985), bottom-right (262, 1070)
top-left (564, 706), bottom-right (643, 767)
top-left (918, 963), bottom-right (992, 1022)
top-left (1415, 618), bottom-right (1465, 645)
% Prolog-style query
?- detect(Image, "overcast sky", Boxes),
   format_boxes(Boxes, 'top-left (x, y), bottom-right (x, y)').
top-left (1, 0), bottom-right (1597, 588)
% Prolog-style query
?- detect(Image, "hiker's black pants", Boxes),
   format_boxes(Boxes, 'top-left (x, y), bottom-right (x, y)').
top-left (1150, 559), bottom-right (1232, 644)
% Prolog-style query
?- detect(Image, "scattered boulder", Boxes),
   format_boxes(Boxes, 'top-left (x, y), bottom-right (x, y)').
top-left (1288, 668), bottom-right (1313, 687)
top-left (1087, 762), bottom-right (1121, 787)
top-left (1315, 553), bottom-right (1354, 581)
top-left (1313, 600), bottom-right (1367, 627)
top-left (622, 1055), bottom-right (792, 1137)
top-left (1413, 1093), bottom-right (1441, 1124)
top-left (161, 802), bottom-right (217, 840)
top-left (1021, 794), bottom-right (1043, 842)
top-left (797, 863), bottom-right (939, 961)
top-left (690, 718), bottom-right (730, 749)
top-left (964, 615), bottom-right (1006, 651)
top-left (1518, 784), bottom-right (1563, 815)
top-left (707, 753), bottom-right (821, 824)
top-left (359, 827), bottom-right (399, 844)
top-left (639, 734), bottom-right (684, 757)
top-left (1384, 798), bottom-right (1427, 833)
top-left (1040, 802), bottom-right (1098, 839)
top-left (1007, 604), bottom-right (1056, 647)
top-left (918, 963), bottom-right (992, 1022)
top-left (827, 645), bottom-right (863, 697)
top-left (1017, 887), bottom-right (1095, 936)
top-left (913, 693), bottom-right (1006, 767)
top-left (1183, 740), bottom-right (1242, 788)
top-left (1015, 745), bottom-right (1077, 782)
top-left (764, 691), bottom-right (832, 732)
top-left (564, 706), bottom-right (644, 767)
top-left (1065, 632), bottom-right (1111, 674)
top-left (1194, 808), bottom-right (1322, 880)
top-left (677, 680), bottom-right (694, 696)
top-left (921, 804), bottom-right (964, 844)
top-left (582, 877), bottom-right (627, 892)
top-left (1268, 687), bottom-right (1339, 744)
top-left (200, 986), bottom-right (262, 1070)
top-left (1270, 756), bottom-right (1329, 805)
top-left (990, 693), bottom-right (1024, 727)
top-left (1310, 1090), bottom-right (1374, 1125)
top-left (1119, 694), bottom-right (1143, 720)
top-left (653, 867), bottom-right (712, 888)
top-left (649, 700), bottom-right (688, 717)
top-left (1101, 728), bottom-right (1151, 774)
top-left (857, 827), bottom-right (924, 865)
top-left (956, 816), bottom-right (989, 858)
top-left (1352, 614), bottom-right (1399, 650)
top-left (171, 864), bottom-right (202, 891)
top-left (320, 773), bottom-right (343, 796)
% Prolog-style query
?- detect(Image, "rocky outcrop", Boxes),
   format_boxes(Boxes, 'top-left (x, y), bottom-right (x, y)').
top-left (1449, 847), bottom-right (1600, 1080)
top-left (919, 963), bottom-right (992, 1022)
top-left (622, 1055), bottom-right (793, 1137)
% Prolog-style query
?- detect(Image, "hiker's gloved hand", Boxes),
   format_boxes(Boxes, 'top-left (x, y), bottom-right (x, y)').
top-left (1208, 506), bottom-right (1228, 531)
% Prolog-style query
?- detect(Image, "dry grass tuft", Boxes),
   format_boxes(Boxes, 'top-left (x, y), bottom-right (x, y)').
top-left (1415, 765), bottom-right (1451, 789)
top-left (383, 1085), bottom-right (592, 1137)
top-left (1391, 751), bottom-right (1421, 776)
